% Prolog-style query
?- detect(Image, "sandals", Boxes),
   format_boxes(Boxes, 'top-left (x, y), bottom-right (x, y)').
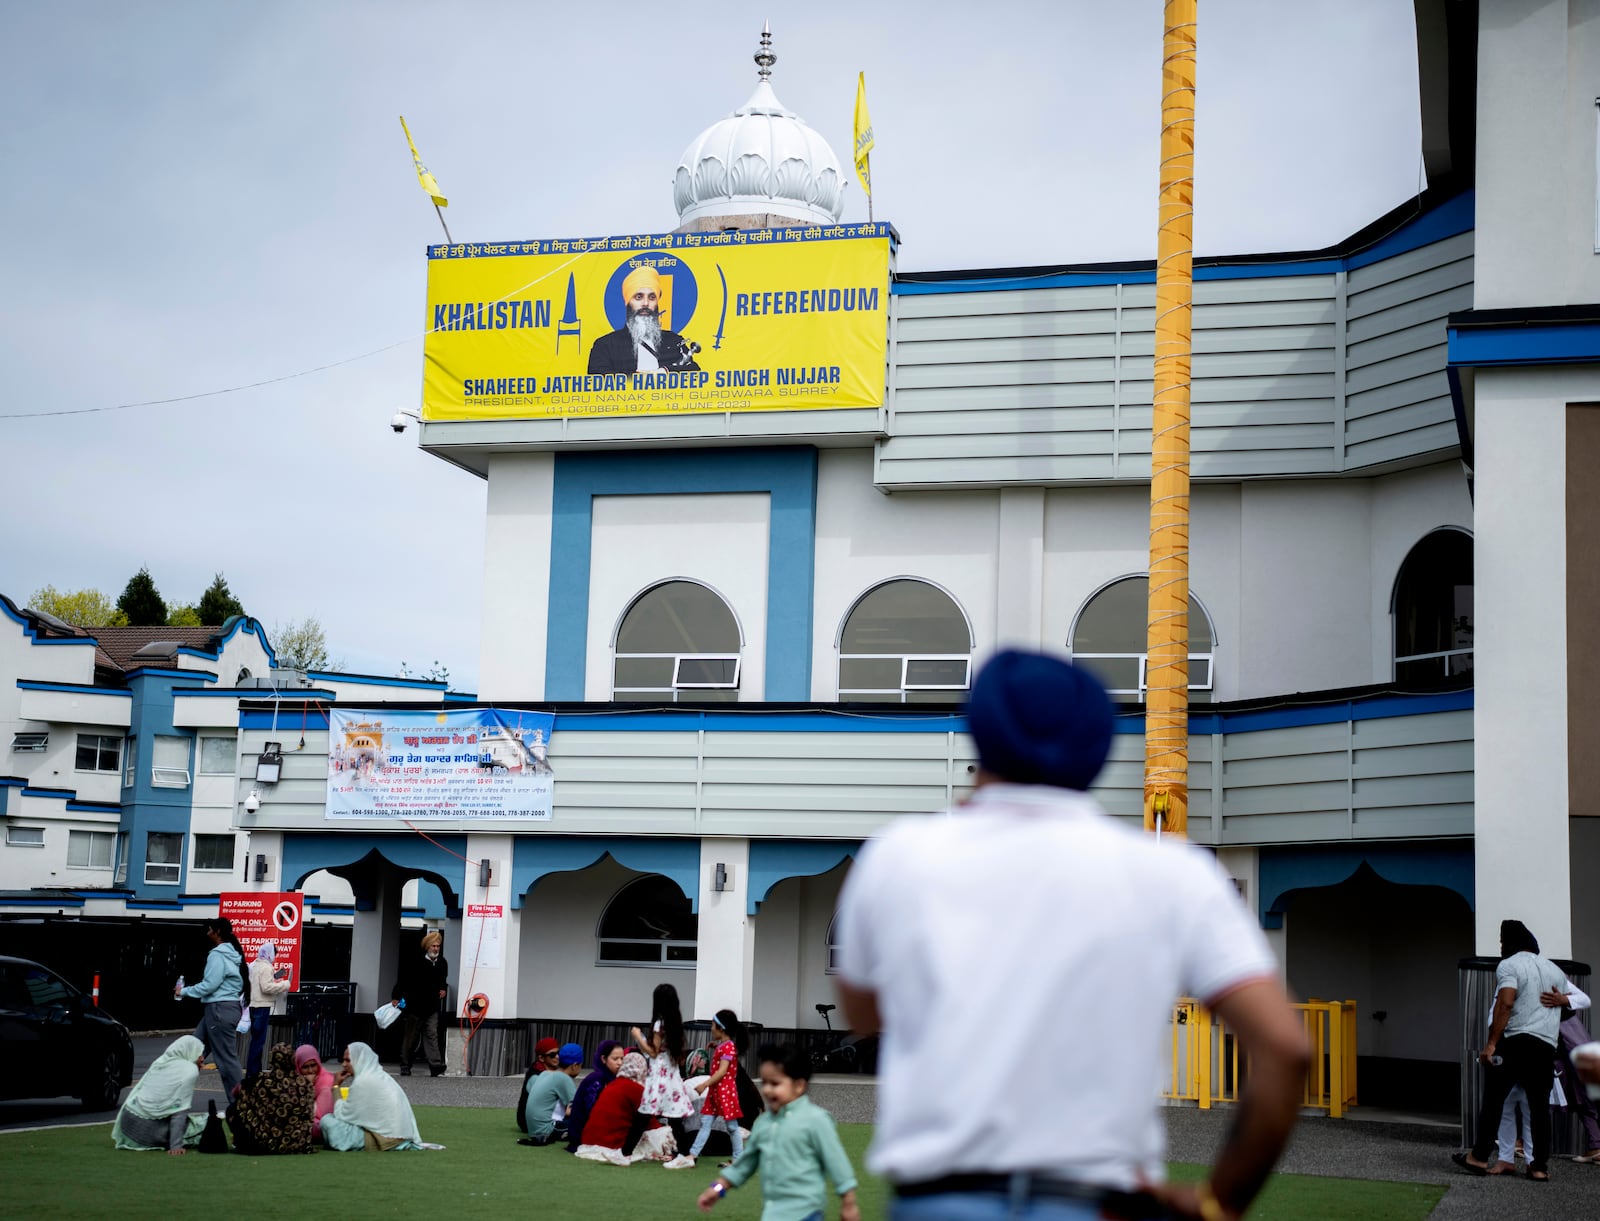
top-left (1452, 1152), bottom-right (1488, 1176)
top-left (1528, 1169), bottom-right (1550, 1182)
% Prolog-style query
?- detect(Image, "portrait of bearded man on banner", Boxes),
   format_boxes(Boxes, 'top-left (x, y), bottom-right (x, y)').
top-left (587, 263), bottom-right (702, 374)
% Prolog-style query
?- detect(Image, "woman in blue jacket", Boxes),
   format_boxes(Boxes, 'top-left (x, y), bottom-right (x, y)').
top-left (177, 917), bottom-right (248, 1098)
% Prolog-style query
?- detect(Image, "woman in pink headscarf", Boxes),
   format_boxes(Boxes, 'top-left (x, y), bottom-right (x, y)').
top-left (293, 1045), bottom-right (337, 1140)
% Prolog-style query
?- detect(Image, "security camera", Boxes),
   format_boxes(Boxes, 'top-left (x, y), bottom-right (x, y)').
top-left (391, 411), bottom-right (410, 434)
top-left (244, 789), bottom-right (261, 813)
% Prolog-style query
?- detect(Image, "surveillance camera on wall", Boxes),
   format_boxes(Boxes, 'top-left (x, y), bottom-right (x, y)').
top-left (391, 411), bottom-right (410, 434)
top-left (244, 789), bottom-right (261, 813)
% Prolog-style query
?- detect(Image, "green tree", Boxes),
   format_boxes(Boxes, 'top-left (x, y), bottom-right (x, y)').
top-left (167, 604), bottom-right (203, 627)
top-left (272, 616), bottom-right (329, 672)
top-left (197, 572), bottom-right (245, 624)
top-left (116, 567), bottom-right (167, 626)
top-left (27, 586), bottom-right (128, 628)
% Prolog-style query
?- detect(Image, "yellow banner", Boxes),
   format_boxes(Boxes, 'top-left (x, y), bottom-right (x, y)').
top-left (421, 224), bottom-right (891, 420)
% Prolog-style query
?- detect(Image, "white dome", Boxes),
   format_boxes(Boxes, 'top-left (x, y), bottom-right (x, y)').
top-left (674, 79), bottom-right (847, 228)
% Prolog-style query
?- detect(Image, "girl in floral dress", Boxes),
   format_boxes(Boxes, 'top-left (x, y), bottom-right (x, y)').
top-left (631, 983), bottom-right (694, 1162)
top-left (683, 1008), bottom-right (746, 1165)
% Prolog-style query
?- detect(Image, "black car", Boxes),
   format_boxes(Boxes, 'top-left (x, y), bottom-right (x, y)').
top-left (0, 955), bottom-right (134, 1110)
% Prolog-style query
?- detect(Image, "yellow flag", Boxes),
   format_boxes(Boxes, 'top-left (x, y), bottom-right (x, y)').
top-left (853, 73), bottom-right (874, 198)
top-left (399, 116), bottom-right (448, 208)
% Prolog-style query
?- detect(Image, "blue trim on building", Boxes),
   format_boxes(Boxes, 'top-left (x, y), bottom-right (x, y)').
top-left (280, 833), bottom-right (467, 912)
top-left (15, 680), bottom-right (132, 697)
top-left (214, 616), bottom-right (278, 669)
top-left (427, 222), bottom-right (891, 261)
top-left (0, 594), bottom-right (100, 647)
top-left (124, 667), bottom-right (218, 684)
top-left (21, 787), bottom-right (78, 800)
top-left (177, 687), bottom-right (337, 701)
top-left (895, 191), bottom-right (1474, 296)
top-left (306, 671), bottom-right (449, 691)
top-left (1448, 320), bottom-right (1600, 367)
top-left (0, 896), bottom-right (88, 908)
top-left (748, 841), bottom-right (861, 913)
top-left (510, 836), bottom-right (702, 911)
top-left (65, 801), bottom-right (121, 814)
top-left (237, 689), bottom-right (1469, 736)
top-left (546, 448), bottom-right (819, 701)
top-left (1258, 841), bottom-right (1474, 929)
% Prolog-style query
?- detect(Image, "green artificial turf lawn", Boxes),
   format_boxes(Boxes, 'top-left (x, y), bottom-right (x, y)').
top-left (0, 1108), bottom-right (1445, 1220)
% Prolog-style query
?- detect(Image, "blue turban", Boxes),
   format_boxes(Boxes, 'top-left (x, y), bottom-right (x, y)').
top-left (965, 650), bottom-right (1113, 791)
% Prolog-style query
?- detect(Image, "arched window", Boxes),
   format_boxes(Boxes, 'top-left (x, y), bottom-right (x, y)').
top-left (1069, 576), bottom-right (1215, 702)
top-left (837, 579), bottom-right (973, 702)
top-left (826, 913), bottom-right (841, 974)
top-left (1393, 529), bottom-right (1473, 682)
top-left (613, 580), bottom-right (742, 702)
top-left (597, 875), bottom-right (698, 966)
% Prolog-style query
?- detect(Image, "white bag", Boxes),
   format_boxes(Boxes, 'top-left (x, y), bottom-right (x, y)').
top-left (374, 1002), bottom-right (403, 1029)
top-left (236, 1005), bottom-right (253, 1034)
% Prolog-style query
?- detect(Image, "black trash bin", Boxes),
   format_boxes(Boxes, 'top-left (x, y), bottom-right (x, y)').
top-left (288, 981), bottom-right (357, 1062)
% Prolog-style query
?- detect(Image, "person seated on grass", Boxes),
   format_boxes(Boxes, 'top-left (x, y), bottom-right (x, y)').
top-left (294, 1044), bottom-right (337, 1142)
top-left (576, 1050), bottom-right (673, 1164)
top-left (565, 1040), bottom-right (624, 1152)
top-left (516, 1036), bottom-right (562, 1133)
top-left (320, 1042), bottom-right (423, 1152)
top-left (517, 1042), bottom-right (585, 1146)
top-left (697, 1045), bottom-right (859, 1221)
top-left (229, 1042), bottom-right (315, 1155)
top-left (112, 1035), bottom-right (208, 1155)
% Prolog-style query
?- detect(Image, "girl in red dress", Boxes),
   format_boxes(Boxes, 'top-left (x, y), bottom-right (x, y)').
top-left (684, 1008), bottom-right (746, 1165)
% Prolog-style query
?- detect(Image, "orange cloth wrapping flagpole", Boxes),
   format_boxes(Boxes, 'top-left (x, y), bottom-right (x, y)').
top-left (1145, 0), bottom-right (1196, 836)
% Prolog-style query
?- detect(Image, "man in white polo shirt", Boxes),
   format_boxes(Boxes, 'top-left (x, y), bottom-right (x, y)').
top-left (834, 649), bottom-right (1310, 1220)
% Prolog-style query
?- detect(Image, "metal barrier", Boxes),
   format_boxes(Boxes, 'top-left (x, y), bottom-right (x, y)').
top-left (1164, 997), bottom-right (1357, 1117)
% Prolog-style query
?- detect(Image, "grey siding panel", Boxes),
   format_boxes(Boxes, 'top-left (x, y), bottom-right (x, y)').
top-left (238, 709), bottom-right (1469, 845)
top-left (1340, 234), bottom-right (1473, 474)
top-left (884, 235), bottom-right (1469, 486)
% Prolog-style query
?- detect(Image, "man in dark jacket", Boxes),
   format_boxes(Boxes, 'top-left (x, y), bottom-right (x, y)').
top-left (587, 264), bottom-right (700, 374)
top-left (392, 929), bottom-right (449, 1077)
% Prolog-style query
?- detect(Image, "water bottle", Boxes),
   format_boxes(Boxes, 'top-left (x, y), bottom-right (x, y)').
top-left (175, 974), bottom-right (185, 998)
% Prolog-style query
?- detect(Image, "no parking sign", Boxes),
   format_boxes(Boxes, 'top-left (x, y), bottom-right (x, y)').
top-left (220, 891), bottom-right (305, 992)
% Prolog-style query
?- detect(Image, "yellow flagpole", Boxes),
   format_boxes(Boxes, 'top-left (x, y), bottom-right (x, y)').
top-left (1145, 0), bottom-right (1196, 838)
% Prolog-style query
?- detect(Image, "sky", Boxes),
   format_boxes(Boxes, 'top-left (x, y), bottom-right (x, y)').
top-left (0, 1), bottom-right (1423, 693)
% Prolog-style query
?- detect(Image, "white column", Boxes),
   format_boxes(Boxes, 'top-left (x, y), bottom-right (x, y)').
top-left (694, 837), bottom-right (754, 1019)
top-left (458, 833), bottom-right (520, 1019)
top-left (349, 869), bottom-right (404, 1013)
top-left (479, 453), bottom-right (554, 701)
top-left (1475, 369), bottom-right (1571, 956)
top-left (995, 488), bottom-right (1046, 652)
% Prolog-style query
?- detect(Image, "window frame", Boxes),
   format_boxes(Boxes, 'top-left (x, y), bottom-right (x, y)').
top-left (1067, 575), bottom-right (1219, 702)
top-left (74, 733), bottom-right (121, 775)
top-left (595, 875), bottom-right (699, 968)
top-left (1391, 527), bottom-right (1474, 683)
top-left (5, 826), bottom-right (45, 848)
top-left (150, 734), bottom-right (192, 789)
top-left (11, 731), bottom-right (49, 753)
top-left (197, 736), bottom-right (236, 776)
top-left (834, 578), bottom-right (975, 703)
top-left (67, 829), bottom-right (115, 870)
top-left (191, 833), bottom-right (236, 872)
top-left (611, 579), bottom-right (745, 704)
top-left (114, 832), bottom-right (129, 885)
top-left (123, 736), bottom-right (137, 788)
top-left (144, 831), bottom-right (184, 885)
